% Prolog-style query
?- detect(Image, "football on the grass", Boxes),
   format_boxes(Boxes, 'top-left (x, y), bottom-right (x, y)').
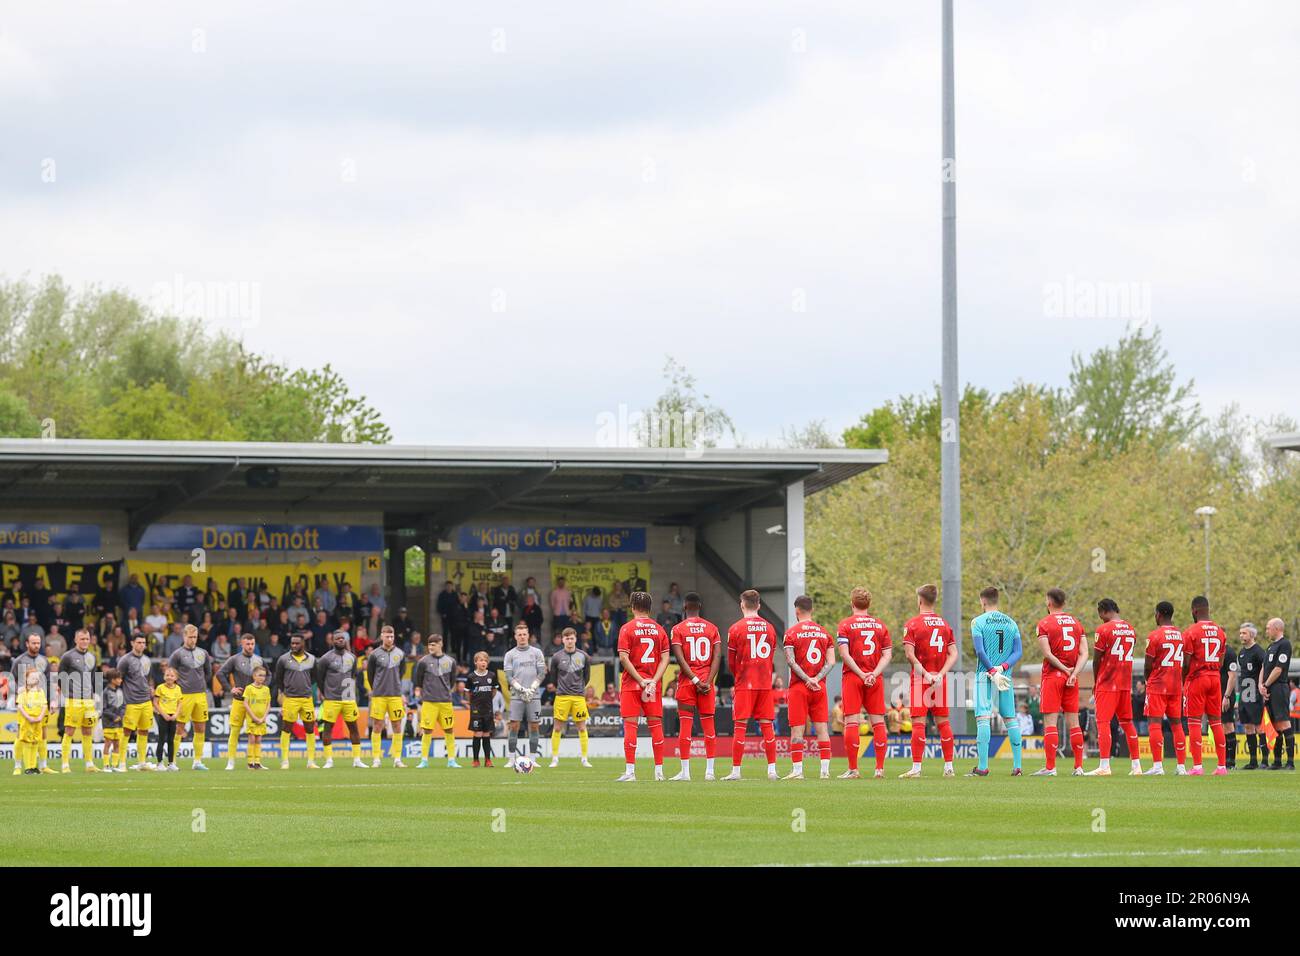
top-left (514, 756), bottom-right (535, 774)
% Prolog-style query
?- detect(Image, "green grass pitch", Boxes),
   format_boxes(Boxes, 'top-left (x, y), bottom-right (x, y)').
top-left (2, 758), bottom-right (1296, 867)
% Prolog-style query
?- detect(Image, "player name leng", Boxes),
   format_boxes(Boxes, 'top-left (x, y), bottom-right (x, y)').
top-left (49, 886), bottom-right (151, 936)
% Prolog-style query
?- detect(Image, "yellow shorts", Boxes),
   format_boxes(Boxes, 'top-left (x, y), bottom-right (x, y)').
top-left (370, 696), bottom-right (404, 722)
top-left (420, 701), bottom-right (455, 732)
top-left (322, 699), bottom-right (360, 723)
top-left (102, 728), bottom-right (124, 742)
top-left (123, 702), bottom-right (154, 731)
top-left (64, 698), bottom-right (98, 728)
top-left (553, 695), bottom-right (590, 723)
top-left (247, 721), bottom-right (268, 736)
top-left (282, 696), bottom-right (316, 723)
top-left (179, 692), bottom-right (209, 723)
top-left (19, 721), bottom-right (44, 744)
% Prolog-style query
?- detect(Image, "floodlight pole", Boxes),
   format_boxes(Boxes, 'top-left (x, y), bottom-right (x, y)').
top-left (940, 0), bottom-right (965, 732)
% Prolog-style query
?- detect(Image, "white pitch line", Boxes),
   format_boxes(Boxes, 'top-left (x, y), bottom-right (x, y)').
top-left (761, 847), bottom-right (1296, 867)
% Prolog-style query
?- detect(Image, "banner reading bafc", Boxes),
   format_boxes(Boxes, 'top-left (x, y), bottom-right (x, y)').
top-left (128, 559), bottom-right (361, 606)
top-left (0, 560), bottom-right (121, 597)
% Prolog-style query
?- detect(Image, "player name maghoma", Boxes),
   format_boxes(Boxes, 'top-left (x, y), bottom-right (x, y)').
top-left (49, 886), bottom-right (152, 936)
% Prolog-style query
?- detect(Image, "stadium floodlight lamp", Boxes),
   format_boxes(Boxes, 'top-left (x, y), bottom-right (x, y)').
top-left (1194, 506), bottom-right (1217, 517)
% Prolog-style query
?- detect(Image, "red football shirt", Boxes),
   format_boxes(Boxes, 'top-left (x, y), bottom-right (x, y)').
top-left (1182, 620), bottom-right (1225, 681)
top-left (835, 613), bottom-right (892, 672)
top-left (783, 620), bottom-right (833, 679)
top-left (670, 617), bottom-right (721, 681)
top-left (1092, 618), bottom-right (1137, 694)
top-left (1036, 613), bottom-right (1086, 669)
top-left (902, 613), bottom-right (955, 673)
top-left (1144, 625), bottom-right (1184, 695)
top-left (727, 616), bottom-right (777, 691)
top-left (617, 617), bottom-right (670, 690)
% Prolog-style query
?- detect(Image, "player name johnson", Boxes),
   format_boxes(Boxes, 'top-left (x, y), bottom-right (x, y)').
top-left (49, 886), bottom-right (152, 936)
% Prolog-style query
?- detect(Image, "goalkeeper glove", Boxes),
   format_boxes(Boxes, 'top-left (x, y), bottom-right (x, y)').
top-left (992, 670), bottom-right (1012, 692)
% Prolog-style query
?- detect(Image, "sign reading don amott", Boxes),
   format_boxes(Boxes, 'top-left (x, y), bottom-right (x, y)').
top-left (136, 524), bottom-right (383, 552)
top-left (457, 525), bottom-right (646, 553)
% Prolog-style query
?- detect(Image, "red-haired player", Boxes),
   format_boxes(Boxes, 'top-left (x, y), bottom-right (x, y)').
top-left (899, 584), bottom-right (957, 778)
top-left (782, 595), bottom-right (835, 780)
top-left (835, 587), bottom-right (892, 779)
top-left (1033, 588), bottom-right (1089, 776)
top-left (615, 591), bottom-right (670, 782)
top-left (668, 592), bottom-right (722, 781)
top-left (1182, 595), bottom-right (1228, 776)
top-left (721, 589), bottom-right (779, 781)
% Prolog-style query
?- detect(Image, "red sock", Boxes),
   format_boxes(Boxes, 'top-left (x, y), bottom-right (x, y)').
top-left (1149, 725), bottom-right (1164, 762)
top-left (1097, 722), bottom-right (1112, 760)
top-left (1044, 726), bottom-right (1058, 771)
top-left (790, 738), bottom-right (803, 766)
top-left (939, 722), bottom-right (954, 762)
top-left (1172, 723), bottom-right (1187, 764)
top-left (761, 722), bottom-right (776, 766)
top-left (872, 722), bottom-right (887, 772)
top-left (818, 739), bottom-right (831, 762)
top-left (910, 725), bottom-right (925, 764)
top-left (701, 715), bottom-right (716, 758)
top-left (1189, 725), bottom-right (1203, 766)
top-left (1070, 726), bottom-right (1085, 770)
top-left (1210, 721), bottom-right (1225, 767)
top-left (622, 722), bottom-right (637, 765)
top-left (845, 724), bottom-right (860, 770)
top-left (732, 725), bottom-right (746, 768)
top-left (650, 720), bottom-right (664, 767)
top-left (678, 716), bottom-right (692, 763)
top-left (1120, 720), bottom-right (1139, 759)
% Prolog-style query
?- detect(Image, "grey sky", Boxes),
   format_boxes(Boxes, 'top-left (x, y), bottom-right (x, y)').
top-left (3, 1), bottom-right (1296, 444)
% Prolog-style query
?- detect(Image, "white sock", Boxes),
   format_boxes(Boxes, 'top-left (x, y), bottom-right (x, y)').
top-left (912, 761), bottom-right (922, 771)
top-left (1131, 758), bottom-right (1142, 769)
top-left (768, 762), bottom-right (777, 774)
top-left (1099, 758), bottom-right (1110, 770)
top-left (625, 763), bottom-right (635, 774)
top-left (706, 758), bottom-right (715, 774)
top-left (821, 758), bottom-right (831, 773)
top-left (944, 760), bottom-right (953, 772)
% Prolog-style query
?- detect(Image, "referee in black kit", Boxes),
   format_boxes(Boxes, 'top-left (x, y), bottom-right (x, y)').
top-left (1235, 623), bottom-right (1267, 769)
top-left (1260, 618), bottom-right (1294, 770)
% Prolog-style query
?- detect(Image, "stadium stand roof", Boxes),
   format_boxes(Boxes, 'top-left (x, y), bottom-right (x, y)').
top-left (1267, 432), bottom-right (1300, 453)
top-left (0, 440), bottom-right (887, 546)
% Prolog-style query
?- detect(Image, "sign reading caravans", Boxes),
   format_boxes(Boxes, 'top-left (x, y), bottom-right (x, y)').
top-left (136, 524), bottom-right (383, 552)
top-left (456, 525), bottom-right (646, 553)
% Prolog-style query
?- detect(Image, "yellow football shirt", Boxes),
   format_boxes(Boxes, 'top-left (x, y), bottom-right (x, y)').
top-left (155, 683), bottom-right (183, 718)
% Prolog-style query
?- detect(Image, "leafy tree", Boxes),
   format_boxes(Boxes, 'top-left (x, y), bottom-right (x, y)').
top-left (637, 357), bottom-right (736, 449)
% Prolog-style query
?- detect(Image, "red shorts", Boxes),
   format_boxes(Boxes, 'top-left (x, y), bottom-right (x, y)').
top-left (842, 671), bottom-right (885, 717)
top-left (909, 674), bottom-right (951, 718)
top-left (787, 682), bottom-right (829, 725)
top-left (1184, 672), bottom-right (1222, 719)
top-left (620, 685), bottom-right (662, 720)
top-left (675, 679), bottom-right (716, 716)
top-left (1094, 689), bottom-right (1133, 723)
top-left (1040, 669), bottom-right (1079, 714)
top-left (732, 688), bottom-right (774, 722)
top-left (1144, 691), bottom-right (1182, 719)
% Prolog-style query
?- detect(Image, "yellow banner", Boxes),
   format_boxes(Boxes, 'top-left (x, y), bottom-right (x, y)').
top-left (549, 560), bottom-right (650, 598)
top-left (440, 558), bottom-right (511, 595)
top-left (128, 558), bottom-right (362, 606)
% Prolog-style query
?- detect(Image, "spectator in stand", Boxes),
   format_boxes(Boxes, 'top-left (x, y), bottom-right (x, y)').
top-left (366, 583), bottom-right (386, 617)
top-left (336, 582), bottom-right (358, 622)
top-left (1133, 678), bottom-right (1148, 736)
top-left (601, 681), bottom-right (619, 707)
top-left (482, 610), bottom-right (506, 661)
top-left (655, 599), bottom-right (680, 631)
top-left (666, 582), bottom-right (684, 618)
top-left (593, 608), bottom-right (614, 654)
top-left (582, 586), bottom-right (603, 636)
top-left (49, 602), bottom-right (73, 640)
top-left (175, 575), bottom-right (200, 621)
top-left (1, 610), bottom-right (19, 646)
top-left (1017, 703), bottom-right (1036, 737)
top-left (312, 580), bottom-right (335, 615)
top-left (608, 581), bottom-right (628, 631)
top-left (122, 606), bottom-right (141, 639)
top-left (19, 615), bottom-right (44, 647)
top-left (202, 579), bottom-right (222, 616)
top-left (353, 625), bottom-right (373, 655)
top-left (435, 581), bottom-right (458, 643)
top-left (465, 608), bottom-right (486, 660)
top-left (549, 577), bottom-right (572, 638)
top-left (163, 622), bottom-right (185, 657)
top-left (64, 584), bottom-right (86, 629)
top-left (831, 696), bottom-right (845, 734)
top-left (366, 604), bottom-right (383, 640)
top-left (309, 610), bottom-right (332, 657)
top-left (45, 625), bottom-right (68, 658)
top-left (215, 606), bottom-right (239, 640)
top-left (450, 592), bottom-right (471, 659)
top-left (520, 593), bottom-right (543, 640)
top-left (286, 594), bottom-right (310, 630)
top-left (144, 602), bottom-right (168, 636)
top-left (521, 576), bottom-right (541, 608)
top-left (264, 631), bottom-right (287, 663)
top-left (584, 685), bottom-right (601, 713)
top-left (885, 696), bottom-right (904, 734)
top-left (95, 612), bottom-right (117, 645)
top-left (392, 607), bottom-right (415, 644)
top-left (211, 630), bottom-right (233, 665)
top-left (491, 576), bottom-right (518, 625)
top-left (92, 577), bottom-right (118, 621)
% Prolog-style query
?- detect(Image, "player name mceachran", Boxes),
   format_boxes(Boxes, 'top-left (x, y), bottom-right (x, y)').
top-left (49, 886), bottom-right (151, 936)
